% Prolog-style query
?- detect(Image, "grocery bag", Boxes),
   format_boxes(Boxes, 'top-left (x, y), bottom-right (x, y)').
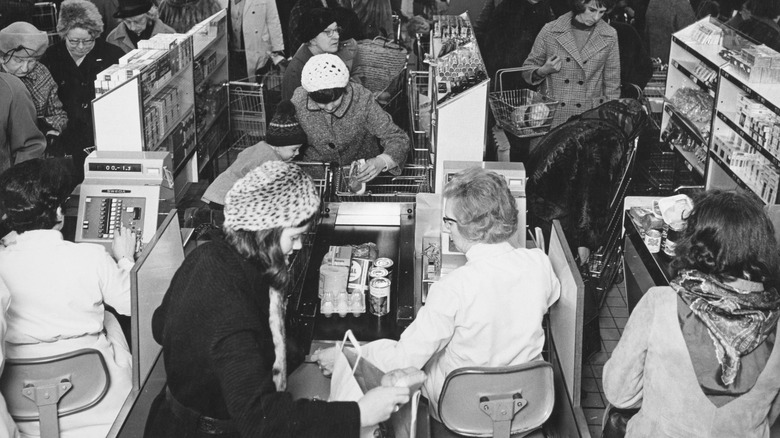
top-left (329, 330), bottom-right (422, 438)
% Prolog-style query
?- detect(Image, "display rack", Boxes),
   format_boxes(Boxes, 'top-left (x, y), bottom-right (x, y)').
top-left (664, 17), bottom-right (780, 204)
top-left (188, 10), bottom-right (230, 178)
top-left (423, 13), bottom-right (489, 193)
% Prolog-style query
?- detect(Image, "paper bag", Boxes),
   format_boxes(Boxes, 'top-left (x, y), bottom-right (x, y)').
top-left (328, 331), bottom-right (422, 438)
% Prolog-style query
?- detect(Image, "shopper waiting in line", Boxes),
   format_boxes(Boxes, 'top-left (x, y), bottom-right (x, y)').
top-left (225, 0), bottom-right (285, 82)
top-left (282, 7), bottom-right (359, 100)
top-left (107, 0), bottom-right (174, 53)
top-left (604, 190), bottom-right (780, 437)
top-left (522, 0), bottom-right (621, 129)
top-left (0, 72), bottom-right (45, 175)
top-left (41, 0), bottom-right (124, 180)
top-left (643, 0), bottom-right (696, 61)
top-left (292, 54), bottom-right (409, 183)
top-left (0, 158), bottom-right (136, 438)
top-left (0, 22), bottom-right (68, 151)
top-left (349, 0), bottom-right (394, 40)
top-left (145, 161), bottom-right (411, 438)
top-left (201, 100), bottom-right (306, 209)
top-left (314, 167), bottom-right (560, 423)
top-left (288, 0), bottom-right (341, 54)
top-left (735, 0), bottom-right (780, 53)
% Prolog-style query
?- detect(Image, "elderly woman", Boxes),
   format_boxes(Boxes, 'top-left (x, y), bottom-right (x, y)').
top-left (281, 7), bottom-right (358, 100)
top-left (40, 0), bottom-right (124, 177)
top-left (522, 0), bottom-right (621, 129)
top-left (604, 190), bottom-right (780, 437)
top-left (315, 167), bottom-right (561, 422)
top-left (145, 161), bottom-right (410, 437)
top-left (292, 53), bottom-right (409, 183)
top-left (106, 0), bottom-right (175, 53)
top-left (0, 22), bottom-right (68, 146)
top-left (0, 158), bottom-right (136, 438)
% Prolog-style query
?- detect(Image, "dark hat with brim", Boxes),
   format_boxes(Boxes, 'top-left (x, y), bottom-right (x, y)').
top-left (298, 8), bottom-right (337, 44)
top-left (0, 22), bottom-right (49, 58)
top-left (113, 0), bottom-right (153, 18)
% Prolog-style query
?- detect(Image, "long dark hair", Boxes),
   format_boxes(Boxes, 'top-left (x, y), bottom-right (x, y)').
top-left (672, 190), bottom-right (780, 287)
top-left (224, 215), bottom-right (315, 291)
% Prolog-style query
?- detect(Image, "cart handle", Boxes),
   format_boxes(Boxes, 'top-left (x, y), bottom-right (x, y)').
top-left (494, 66), bottom-right (539, 93)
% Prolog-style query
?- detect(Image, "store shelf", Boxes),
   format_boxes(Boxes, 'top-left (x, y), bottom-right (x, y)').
top-left (147, 106), bottom-right (194, 152)
top-left (671, 36), bottom-right (726, 71)
top-left (716, 111), bottom-right (780, 168)
top-left (197, 105), bottom-right (228, 142)
top-left (720, 66), bottom-right (780, 118)
top-left (670, 59), bottom-right (716, 96)
top-left (669, 143), bottom-right (706, 177)
top-left (196, 56), bottom-right (227, 90)
top-left (708, 150), bottom-right (765, 202)
top-left (194, 31), bottom-right (226, 59)
top-left (141, 52), bottom-right (192, 106)
top-left (664, 104), bottom-right (708, 143)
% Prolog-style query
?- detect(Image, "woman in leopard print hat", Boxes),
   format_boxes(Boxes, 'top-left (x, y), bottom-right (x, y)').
top-left (147, 161), bottom-right (410, 437)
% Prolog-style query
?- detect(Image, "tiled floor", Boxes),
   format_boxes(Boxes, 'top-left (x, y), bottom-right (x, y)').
top-left (582, 282), bottom-right (628, 438)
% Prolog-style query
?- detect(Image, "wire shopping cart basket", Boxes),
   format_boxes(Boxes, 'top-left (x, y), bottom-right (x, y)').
top-left (33, 2), bottom-right (59, 46)
top-left (488, 67), bottom-right (560, 138)
top-left (333, 163), bottom-right (432, 203)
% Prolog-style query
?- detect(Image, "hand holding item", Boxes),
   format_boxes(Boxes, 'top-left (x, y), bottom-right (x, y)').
top-left (311, 346), bottom-right (339, 376)
top-left (111, 225), bottom-right (137, 263)
top-left (352, 157), bottom-right (384, 184)
top-left (358, 386), bottom-right (410, 427)
top-left (538, 55), bottom-right (562, 77)
top-left (381, 367), bottom-right (426, 391)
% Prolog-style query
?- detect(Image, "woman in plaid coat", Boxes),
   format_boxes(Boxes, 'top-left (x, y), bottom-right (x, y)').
top-left (522, 0), bottom-right (620, 128)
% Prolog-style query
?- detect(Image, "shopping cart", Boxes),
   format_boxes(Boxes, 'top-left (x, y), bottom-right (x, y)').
top-left (33, 2), bottom-right (59, 46)
top-left (333, 163), bottom-right (432, 203)
top-left (489, 67), bottom-right (560, 138)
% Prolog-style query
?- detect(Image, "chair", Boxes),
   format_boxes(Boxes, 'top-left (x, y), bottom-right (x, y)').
top-left (0, 348), bottom-right (110, 438)
top-left (432, 361), bottom-right (555, 438)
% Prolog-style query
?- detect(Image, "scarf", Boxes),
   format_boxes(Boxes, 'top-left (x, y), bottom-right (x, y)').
top-left (269, 286), bottom-right (287, 391)
top-left (671, 269), bottom-right (780, 386)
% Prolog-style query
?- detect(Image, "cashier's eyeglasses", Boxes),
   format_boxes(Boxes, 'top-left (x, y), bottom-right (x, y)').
top-left (321, 26), bottom-right (342, 37)
top-left (65, 36), bottom-right (96, 47)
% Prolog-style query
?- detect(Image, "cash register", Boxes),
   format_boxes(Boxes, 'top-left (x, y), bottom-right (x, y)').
top-left (75, 151), bottom-right (174, 252)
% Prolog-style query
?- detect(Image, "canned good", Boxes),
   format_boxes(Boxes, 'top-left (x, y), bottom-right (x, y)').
top-left (368, 267), bottom-right (388, 279)
top-left (644, 229), bottom-right (662, 254)
top-left (373, 258), bottom-right (394, 274)
top-left (369, 277), bottom-right (391, 316)
top-left (662, 221), bottom-right (686, 257)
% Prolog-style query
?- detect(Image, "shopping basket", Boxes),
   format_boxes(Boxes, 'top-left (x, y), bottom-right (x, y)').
top-left (488, 67), bottom-right (560, 138)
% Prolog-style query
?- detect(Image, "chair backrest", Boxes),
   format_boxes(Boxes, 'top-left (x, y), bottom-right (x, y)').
top-left (438, 361), bottom-right (555, 438)
top-left (0, 348), bottom-right (110, 438)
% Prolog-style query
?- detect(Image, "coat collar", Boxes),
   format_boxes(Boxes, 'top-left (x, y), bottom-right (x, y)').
top-left (465, 241), bottom-right (516, 262)
top-left (305, 82), bottom-right (355, 119)
top-left (549, 12), bottom-right (613, 68)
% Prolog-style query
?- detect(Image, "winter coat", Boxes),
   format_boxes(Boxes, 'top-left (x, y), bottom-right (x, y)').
top-left (0, 72), bottom-right (45, 174)
top-left (522, 12), bottom-right (621, 128)
top-left (106, 19), bottom-right (175, 53)
top-left (644, 0), bottom-right (695, 61)
top-left (291, 82), bottom-right (409, 170)
top-left (526, 99), bottom-right (647, 251)
top-left (611, 21), bottom-right (653, 90)
top-left (229, 0), bottom-right (285, 82)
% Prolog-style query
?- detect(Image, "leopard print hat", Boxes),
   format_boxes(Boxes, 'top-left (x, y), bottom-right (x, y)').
top-left (224, 161), bottom-right (320, 232)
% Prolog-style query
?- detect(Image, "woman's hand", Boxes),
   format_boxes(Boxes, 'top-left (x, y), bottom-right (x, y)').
top-left (111, 226), bottom-right (136, 262)
top-left (358, 386), bottom-right (410, 427)
top-left (538, 55), bottom-right (562, 77)
top-left (353, 157), bottom-right (385, 183)
top-left (311, 347), bottom-right (338, 376)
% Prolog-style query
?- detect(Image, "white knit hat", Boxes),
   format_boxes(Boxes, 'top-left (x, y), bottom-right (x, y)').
top-left (301, 53), bottom-right (350, 93)
top-left (224, 161), bottom-right (320, 232)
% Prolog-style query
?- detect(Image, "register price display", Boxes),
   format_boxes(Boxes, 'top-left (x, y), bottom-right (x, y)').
top-left (88, 162), bottom-right (143, 172)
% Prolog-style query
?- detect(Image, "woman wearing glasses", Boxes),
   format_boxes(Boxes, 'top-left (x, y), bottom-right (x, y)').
top-left (314, 167), bottom-right (561, 424)
top-left (0, 22), bottom-right (68, 152)
top-left (281, 7), bottom-right (356, 100)
top-left (40, 0), bottom-right (124, 180)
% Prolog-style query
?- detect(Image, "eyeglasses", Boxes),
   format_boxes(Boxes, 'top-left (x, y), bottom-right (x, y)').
top-left (321, 26), bottom-right (342, 37)
top-left (442, 215), bottom-right (458, 226)
top-left (65, 36), bottom-right (96, 47)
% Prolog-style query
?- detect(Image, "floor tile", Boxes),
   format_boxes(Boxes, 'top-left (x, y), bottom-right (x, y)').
top-left (606, 295), bottom-right (626, 307)
top-left (590, 352), bottom-right (610, 365)
top-left (589, 425), bottom-right (603, 438)
top-left (600, 328), bottom-right (621, 340)
top-left (610, 306), bottom-right (629, 317)
top-left (581, 391), bottom-right (606, 408)
top-left (582, 377), bottom-right (600, 392)
top-left (599, 306), bottom-right (613, 318)
top-left (583, 408), bottom-right (605, 425)
top-left (603, 340), bottom-right (620, 353)
top-left (614, 317), bottom-right (629, 329)
top-left (599, 317), bottom-right (616, 328)
top-left (595, 378), bottom-right (603, 392)
top-left (582, 365), bottom-right (595, 378)
top-left (591, 364), bottom-right (604, 379)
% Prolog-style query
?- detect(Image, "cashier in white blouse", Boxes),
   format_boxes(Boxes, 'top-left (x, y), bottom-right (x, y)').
top-left (314, 166), bottom-right (561, 421)
top-left (0, 158), bottom-right (136, 438)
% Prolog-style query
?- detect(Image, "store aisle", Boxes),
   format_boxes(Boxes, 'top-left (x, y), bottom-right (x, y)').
top-left (582, 282), bottom-right (629, 438)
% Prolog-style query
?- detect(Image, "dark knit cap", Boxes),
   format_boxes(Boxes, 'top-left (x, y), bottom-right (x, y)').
top-left (298, 8), bottom-right (337, 43)
top-left (266, 100), bottom-right (307, 147)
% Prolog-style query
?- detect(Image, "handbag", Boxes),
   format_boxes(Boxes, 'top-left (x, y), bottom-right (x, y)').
top-left (601, 403), bottom-right (639, 438)
top-left (352, 37), bottom-right (409, 94)
top-left (329, 330), bottom-right (423, 438)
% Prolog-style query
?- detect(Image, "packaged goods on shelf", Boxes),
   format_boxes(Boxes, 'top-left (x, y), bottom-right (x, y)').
top-left (720, 45), bottom-right (780, 83)
top-left (670, 88), bottom-right (715, 124)
top-left (689, 21), bottom-right (723, 45)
